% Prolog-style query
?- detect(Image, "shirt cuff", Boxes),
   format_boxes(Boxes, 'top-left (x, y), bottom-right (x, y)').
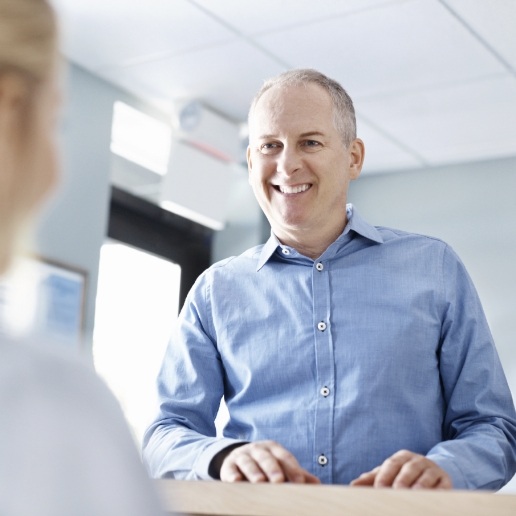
top-left (426, 453), bottom-right (468, 489)
top-left (194, 438), bottom-right (248, 480)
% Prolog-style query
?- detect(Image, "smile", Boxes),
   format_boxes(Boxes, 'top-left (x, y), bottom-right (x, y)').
top-left (275, 183), bottom-right (312, 194)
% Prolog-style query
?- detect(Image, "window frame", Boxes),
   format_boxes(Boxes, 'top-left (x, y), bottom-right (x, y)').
top-left (107, 186), bottom-right (213, 312)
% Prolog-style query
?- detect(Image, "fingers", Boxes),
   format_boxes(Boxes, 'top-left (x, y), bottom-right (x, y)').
top-left (221, 447), bottom-right (273, 483)
top-left (374, 450), bottom-right (414, 487)
top-left (412, 465), bottom-right (452, 489)
top-left (350, 467), bottom-right (379, 487)
top-left (270, 443), bottom-right (319, 484)
top-left (350, 450), bottom-right (452, 490)
top-left (220, 441), bottom-right (320, 484)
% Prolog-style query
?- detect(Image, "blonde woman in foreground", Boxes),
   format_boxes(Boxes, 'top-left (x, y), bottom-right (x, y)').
top-left (0, 1), bottom-right (165, 514)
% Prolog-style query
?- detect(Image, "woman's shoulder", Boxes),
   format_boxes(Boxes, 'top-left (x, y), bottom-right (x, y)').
top-left (0, 337), bottom-right (123, 426)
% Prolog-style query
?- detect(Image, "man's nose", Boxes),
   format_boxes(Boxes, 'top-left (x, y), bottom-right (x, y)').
top-left (276, 145), bottom-right (301, 176)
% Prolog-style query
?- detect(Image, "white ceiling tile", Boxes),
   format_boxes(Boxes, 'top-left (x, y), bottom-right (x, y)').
top-left (192, 0), bottom-right (402, 36)
top-left (356, 118), bottom-right (424, 174)
top-left (443, 0), bottom-right (516, 69)
top-left (52, 0), bottom-right (516, 171)
top-left (52, 0), bottom-right (235, 69)
top-left (98, 40), bottom-right (285, 122)
top-left (255, 0), bottom-right (507, 97)
top-left (357, 76), bottom-right (516, 165)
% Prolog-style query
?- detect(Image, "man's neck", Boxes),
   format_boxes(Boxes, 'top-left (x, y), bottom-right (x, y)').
top-left (274, 219), bottom-right (348, 260)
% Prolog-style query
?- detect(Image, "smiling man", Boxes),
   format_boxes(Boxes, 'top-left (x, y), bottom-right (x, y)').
top-left (143, 69), bottom-right (516, 490)
top-left (247, 78), bottom-right (362, 261)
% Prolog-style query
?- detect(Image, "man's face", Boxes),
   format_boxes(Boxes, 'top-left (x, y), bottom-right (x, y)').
top-left (247, 83), bottom-right (362, 242)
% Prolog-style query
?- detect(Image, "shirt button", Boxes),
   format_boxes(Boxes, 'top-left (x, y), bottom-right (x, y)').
top-left (320, 386), bottom-right (330, 397)
top-left (281, 248), bottom-right (290, 255)
top-left (315, 262), bottom-right (324, 271)
top-left (318, 454), bottom-right (328, 466)
top-left (317, 321), bottom-right (327, 332)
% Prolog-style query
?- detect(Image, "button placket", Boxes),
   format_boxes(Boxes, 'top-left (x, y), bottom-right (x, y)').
top-left (312, 253), bottom-right (334, 483)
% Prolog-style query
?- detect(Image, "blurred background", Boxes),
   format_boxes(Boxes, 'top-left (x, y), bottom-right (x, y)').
top-left (2, 0), bottom-right (514, 490)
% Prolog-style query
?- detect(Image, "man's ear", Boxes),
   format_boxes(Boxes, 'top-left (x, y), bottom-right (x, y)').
top-left (348, 138), bottom-right (365, 180)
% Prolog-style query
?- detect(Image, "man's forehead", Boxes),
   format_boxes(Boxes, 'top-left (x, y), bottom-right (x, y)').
top-left (249, 83), bottom-right (333, 138)
top-left (256, 82), bottom-right (328, 107)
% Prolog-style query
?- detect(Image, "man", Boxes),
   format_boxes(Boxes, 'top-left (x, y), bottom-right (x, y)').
top-left (143, 69), bottom-right (516, 489)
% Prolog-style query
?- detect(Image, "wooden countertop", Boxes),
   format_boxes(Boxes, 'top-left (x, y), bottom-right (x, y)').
top-left (157, 480), bottom-right (516, 516)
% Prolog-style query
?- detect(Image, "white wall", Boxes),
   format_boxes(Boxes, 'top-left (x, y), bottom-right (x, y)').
top-left (212, 164), bottom-right (264, 263)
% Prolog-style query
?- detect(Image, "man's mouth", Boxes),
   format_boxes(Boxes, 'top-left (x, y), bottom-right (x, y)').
top-left (274, 183), bottom-right (312, 194)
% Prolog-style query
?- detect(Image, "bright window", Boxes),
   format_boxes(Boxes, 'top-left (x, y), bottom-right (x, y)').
top-left (110, 101), bottom-right (171, 175)
top-left (93, 240), bottom-right (181, 443)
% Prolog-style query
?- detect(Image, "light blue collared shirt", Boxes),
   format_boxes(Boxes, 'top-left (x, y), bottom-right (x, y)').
top-left (143, 205), bottom-right (516, 489)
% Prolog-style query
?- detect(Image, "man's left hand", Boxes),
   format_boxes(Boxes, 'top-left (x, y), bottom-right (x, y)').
top-left (350, 450), bottom-right (452, 489)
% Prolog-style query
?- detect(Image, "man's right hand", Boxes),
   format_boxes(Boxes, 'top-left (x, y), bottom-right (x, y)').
top-left (219, 440), bottom-right (320, 484)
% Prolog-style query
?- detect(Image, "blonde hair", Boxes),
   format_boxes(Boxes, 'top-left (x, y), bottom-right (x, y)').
top-left (0, 0), bottom-right (57, 84)
top-left (249, 69), bottom-right (357, 146)
top-left (0, 0), bottom-right (57, 274)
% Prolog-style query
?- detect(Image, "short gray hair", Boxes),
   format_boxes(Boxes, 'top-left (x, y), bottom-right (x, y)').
top-left (248, 69), bottom-right (356, 146)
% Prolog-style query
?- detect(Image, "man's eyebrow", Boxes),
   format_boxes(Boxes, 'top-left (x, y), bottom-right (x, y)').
top-left (299, 131), bottom-right (325, 138)
top-left (256, 131), bottom-right (326, 140)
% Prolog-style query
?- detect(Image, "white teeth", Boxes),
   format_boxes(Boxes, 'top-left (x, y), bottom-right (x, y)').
top-left (278, 184), bottom-right (310, 194)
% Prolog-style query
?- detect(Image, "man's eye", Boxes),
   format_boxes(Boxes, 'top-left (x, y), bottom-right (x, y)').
top-left (260, 143), bottom-right (280, 153)
top-left (304, 140), bottom-right (321, 147)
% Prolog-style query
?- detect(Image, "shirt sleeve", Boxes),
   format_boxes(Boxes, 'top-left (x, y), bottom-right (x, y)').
top-left (142, 272), bottom-right (246, 480)
top-left (425, 244), bottom-right (516, 489)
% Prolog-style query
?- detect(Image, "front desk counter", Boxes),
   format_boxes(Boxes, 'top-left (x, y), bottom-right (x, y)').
top-left (157, 480), bottom-right (516, 516)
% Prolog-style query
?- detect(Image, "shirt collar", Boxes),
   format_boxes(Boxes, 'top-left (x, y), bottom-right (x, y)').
top-left (256, 204), bottom-right (383, 271)
top-left (344, 204), bottom-right (383, 245)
